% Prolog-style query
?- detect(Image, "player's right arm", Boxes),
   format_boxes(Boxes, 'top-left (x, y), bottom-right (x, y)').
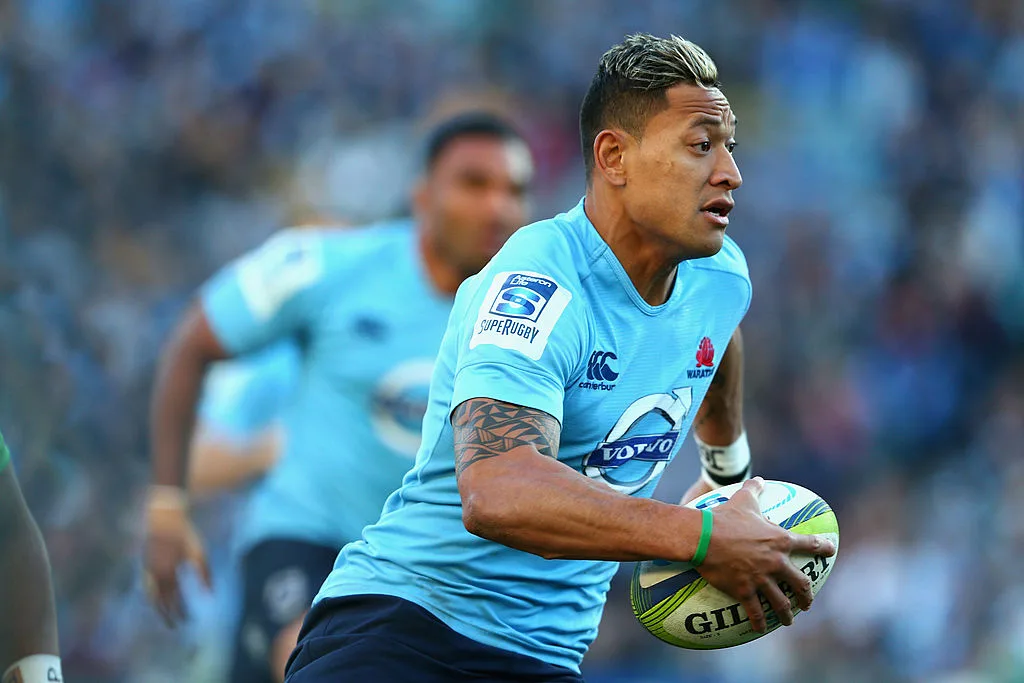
top-left (449, 257), bottom-right (834, 633)
top-left (0, 435), bottom-right (62, 683)
top-left (146, 229), bottom-right (331, 625)
top-left (454, 401), bottom-right (831, 632)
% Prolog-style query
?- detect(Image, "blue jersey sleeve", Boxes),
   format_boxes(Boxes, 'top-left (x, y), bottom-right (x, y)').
top-left (201, 229), bottom-right (336, 355)
top-left (449, 236), bottom-right (591, 424)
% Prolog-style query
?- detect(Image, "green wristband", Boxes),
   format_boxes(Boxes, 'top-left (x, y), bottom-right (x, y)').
top-left (692, 508), bottom-right (713, 566)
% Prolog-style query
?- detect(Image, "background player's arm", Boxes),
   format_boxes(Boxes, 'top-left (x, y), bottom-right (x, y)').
top-left (147, 231), bottom-right (330, 625)
top-left (454, 396), bottom-right (834, 632)
top-left (151, 304), bottom-right (231, 491)
top-left (0, 464), bottom-right (60, 677)
top-left (187, 424), bottom-right (281, 498)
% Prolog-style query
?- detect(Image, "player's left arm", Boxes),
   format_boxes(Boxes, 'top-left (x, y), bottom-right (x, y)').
top-left (0, 440), bottom-right (62, 682)
top-left (682, 326), bottom-right (750, 503)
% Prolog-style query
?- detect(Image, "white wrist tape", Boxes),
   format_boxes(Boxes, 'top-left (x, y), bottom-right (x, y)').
top-left (697, 431), bottom-right (751, 487)
top-left (2, 654), bottom-right (63, 683)
top-left (147, 485), bottom-right (189, 510)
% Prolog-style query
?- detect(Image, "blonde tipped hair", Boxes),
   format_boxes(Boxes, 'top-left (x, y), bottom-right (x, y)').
top-left (599, 33), bottom-right (719, 91)
top-left (580, 33), bottom-right (722, 178)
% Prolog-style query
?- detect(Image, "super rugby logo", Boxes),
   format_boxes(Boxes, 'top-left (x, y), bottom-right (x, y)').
top-left (489, 274), bottom-right (556, 322)
top-left (477, 318), bottom-right (540, 343)
top-left (470, 271), bottom-right (573, 361)
top-left (584, 387), bottom-right (694, 494)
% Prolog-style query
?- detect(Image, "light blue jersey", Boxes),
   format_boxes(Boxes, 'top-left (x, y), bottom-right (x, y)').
top-left (201, 222), bottom-right (452, 552)
top-left (198, 342), bottom-right (300, 441)
top-left (316, 199), bottom-right (752, 673)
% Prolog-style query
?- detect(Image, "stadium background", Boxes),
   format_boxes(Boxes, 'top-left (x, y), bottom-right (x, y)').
top-left (1, 0), bottom-right (1022, 681)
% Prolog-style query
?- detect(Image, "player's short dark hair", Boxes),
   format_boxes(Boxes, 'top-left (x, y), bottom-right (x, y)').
top-left (423, 112), bottom-right (525, 170)
top-left (579, 33), bottom-right (721, 181)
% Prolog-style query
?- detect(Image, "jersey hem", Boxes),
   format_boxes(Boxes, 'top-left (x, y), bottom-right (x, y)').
top-left (314, 584), bottom-right (584, 674)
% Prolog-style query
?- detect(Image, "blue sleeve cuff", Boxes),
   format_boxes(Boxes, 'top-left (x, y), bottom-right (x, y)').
top-left (451, 361), bottom-right (565, 425)
top-left (200, 273), bottom-right (254, 354)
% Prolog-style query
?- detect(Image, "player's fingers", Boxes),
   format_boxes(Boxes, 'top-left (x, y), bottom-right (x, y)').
top-left (729, 477), bottom-right (765, 511)
top-left (185, 528), bottom-right (213, 590)
top-left (154, 581), bottom-right (179, 627)
top-left (169, 583), bottom-right (188, 624)
top-left (776, 560), bottom-right (814, 612)
top-left (789, 532), bottom-right (836, 557)
top-left (739, 590), bottom-right (766, 633)
top-left (757, 578), bottom-right (793, 627)
top-left (192, 551), bottom-right (213, 591)
top-left (152, 568), bottom-right (187, 626)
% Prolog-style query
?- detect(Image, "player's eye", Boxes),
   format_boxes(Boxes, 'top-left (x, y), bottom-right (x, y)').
top-left (460, 172), bottom-right (489, 190)
top-left (727, 141), bottom-right (737, 154)
top-left (694, 141), bottom-right (711, 153)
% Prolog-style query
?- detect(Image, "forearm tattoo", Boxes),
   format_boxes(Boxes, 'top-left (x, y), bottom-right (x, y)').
top-left (452, 399), bottom-right (560, 478)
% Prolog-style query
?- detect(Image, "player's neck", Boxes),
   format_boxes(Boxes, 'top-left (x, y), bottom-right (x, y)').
top-left (417, 232), bottom-right (464, 297)
top-left (583, 191), bottom-right (678, 307)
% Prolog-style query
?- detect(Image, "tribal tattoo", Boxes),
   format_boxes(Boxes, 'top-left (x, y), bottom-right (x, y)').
top-left (452, 398), bottom-right (560, 478)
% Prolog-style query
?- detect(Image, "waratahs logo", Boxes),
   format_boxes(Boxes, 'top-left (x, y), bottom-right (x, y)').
top-left (687, 336), bottom-right (716, 379)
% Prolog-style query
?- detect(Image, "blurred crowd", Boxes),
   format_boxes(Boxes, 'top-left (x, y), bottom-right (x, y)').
top-left (0, 0), bottom-right (1022, 681)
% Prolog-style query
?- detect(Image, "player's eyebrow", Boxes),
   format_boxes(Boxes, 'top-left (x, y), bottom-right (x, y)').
top-left (690, 114), bottom-right (738, 134)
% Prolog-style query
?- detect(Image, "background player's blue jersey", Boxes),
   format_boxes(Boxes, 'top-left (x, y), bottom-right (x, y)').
top-left (201, 222), bottom-right (452, 552)
top-left (316, 199), bottom-right (752, 673)
top-left (198, 342), bottom-right (300, 442)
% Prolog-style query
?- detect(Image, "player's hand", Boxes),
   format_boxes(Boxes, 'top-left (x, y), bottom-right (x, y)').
top-left (679, 477), bottom-right (715, 505)
top-left (143, 486), bottom-right (212, 627)
top-left (694, 477), bottom-right (836, 634)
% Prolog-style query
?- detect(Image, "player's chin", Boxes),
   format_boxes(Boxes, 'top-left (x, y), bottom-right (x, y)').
top-left (687, 224), bottom-right (726, 259)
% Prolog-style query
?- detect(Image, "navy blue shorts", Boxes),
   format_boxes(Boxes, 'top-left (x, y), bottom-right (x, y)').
top-left (285, 594), bottom-right (584, 682)
top-left (230, 538), bottom-right (340, 683)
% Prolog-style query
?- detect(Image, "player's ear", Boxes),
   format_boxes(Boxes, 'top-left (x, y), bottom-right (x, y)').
top-left (593, 129), bottom-right (629, 187)
top-left (412, 176), bottom-right (430, 216)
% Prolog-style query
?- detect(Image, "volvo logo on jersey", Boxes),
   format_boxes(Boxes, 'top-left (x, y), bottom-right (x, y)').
top-left (583, 388), bottom-right (693, 494)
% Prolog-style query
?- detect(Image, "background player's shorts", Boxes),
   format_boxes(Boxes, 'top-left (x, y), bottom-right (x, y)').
top-left (285, 594), bottom-right (585, 682)
top-left (231, 538), bottom-right (339, 683)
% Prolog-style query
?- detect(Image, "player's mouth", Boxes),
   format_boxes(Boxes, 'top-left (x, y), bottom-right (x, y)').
top-left (700, 198), bottom-right (733, 227)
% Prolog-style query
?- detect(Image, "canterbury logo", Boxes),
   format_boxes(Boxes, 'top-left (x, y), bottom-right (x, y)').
top-left (587, 350), bottom-right (619, 381)
top-left (696, 337), bottom-right (715, 368)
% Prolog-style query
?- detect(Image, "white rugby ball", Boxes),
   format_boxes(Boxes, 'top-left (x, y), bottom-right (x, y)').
top-left (630, 480), bottom-right (839, 650)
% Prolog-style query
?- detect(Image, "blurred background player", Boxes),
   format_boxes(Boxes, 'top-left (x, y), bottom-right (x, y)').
top-left (286, 33), bottom-right (834, 682)
top-left (181, 340), bottom-right (302, 679)
top-left (0, 429), bottom-right (63, 683)
top-left (144, 112), bottom-right (534, 683)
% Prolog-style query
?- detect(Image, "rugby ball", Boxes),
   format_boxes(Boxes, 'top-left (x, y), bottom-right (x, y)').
top-left (630, 480), bottom-right (839, 649)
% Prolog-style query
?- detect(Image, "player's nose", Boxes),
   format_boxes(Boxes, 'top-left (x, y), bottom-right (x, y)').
top-left (711, 148), bottom-right (742, 190)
